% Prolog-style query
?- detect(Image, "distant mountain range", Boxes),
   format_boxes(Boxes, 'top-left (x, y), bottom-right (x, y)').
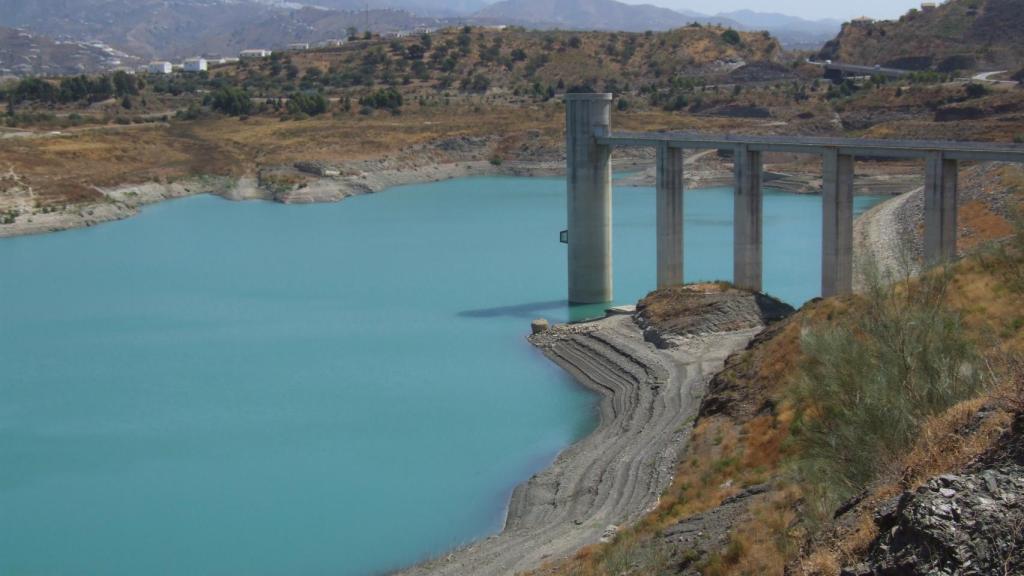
top-left (472, 0), bottom-right (737, 32)
top-left (0, 0), bottom-right (843, 72)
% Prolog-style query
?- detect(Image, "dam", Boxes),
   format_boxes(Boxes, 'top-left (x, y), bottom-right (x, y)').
top-left (565, 93), bottom-right (1024, 304)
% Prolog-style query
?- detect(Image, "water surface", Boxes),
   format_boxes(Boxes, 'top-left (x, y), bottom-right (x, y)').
top-left (0, 177), bottom-right (883, 575)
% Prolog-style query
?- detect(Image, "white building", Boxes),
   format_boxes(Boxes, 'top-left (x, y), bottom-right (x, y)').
top-left (147, 61), bottom-right (173, 74)
top-left (183, 58), bottom-right (207, 72)
top-left (239, 49), bottom-right (272, 60)
top-left (316, 38), bottom-right (347, 48)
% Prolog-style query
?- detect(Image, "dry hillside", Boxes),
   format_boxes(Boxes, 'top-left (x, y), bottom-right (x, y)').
top-left (818, 0), bottom-right (1024, 71)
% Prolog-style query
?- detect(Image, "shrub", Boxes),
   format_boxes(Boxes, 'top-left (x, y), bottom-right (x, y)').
top-left (359, 87), bottom-right (402, 111)
top-left (210, 86), bottom-right (252, 116)
top-left (286, 92), bottom-right (329, 116)
top-left (1015, 134), bottom-right (1024, 144)
top-left (965, 82), bottom-right (989, 99)
top-left (790, 263), bottom-right (982, 520)
top-left (721, 29), bottom-right (742, 46)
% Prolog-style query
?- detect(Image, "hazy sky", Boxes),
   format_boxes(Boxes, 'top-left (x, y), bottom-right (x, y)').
top-left (618, 0), bottom-right (926, 21)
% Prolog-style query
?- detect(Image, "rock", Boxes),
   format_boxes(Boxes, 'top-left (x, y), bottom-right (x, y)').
top-left (530, 319), bottom-right (549, 335)
top-left (851, 464), bottom-right (1024, 575)
top-left (600, 525), bottom-right (618, 543)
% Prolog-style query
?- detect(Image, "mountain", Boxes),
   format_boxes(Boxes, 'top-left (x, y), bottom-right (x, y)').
top-left (717, 10), bottom-right (841, 48)
top-left (472, 0), bottom-right (737, 32)
top-left (0, 26), bottom-right (135, 76)
top-left (818, 0), bottom-right (1024, 71)
top-left (0, 0), bottom-right (442, 61)
top-left (312, 0), bottom-right (489, 17)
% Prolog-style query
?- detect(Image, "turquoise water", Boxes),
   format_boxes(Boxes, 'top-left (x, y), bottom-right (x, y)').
top-left (0, 177), bottom-right (883, 576)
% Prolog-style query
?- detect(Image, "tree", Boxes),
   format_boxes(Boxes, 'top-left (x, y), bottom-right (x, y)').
top-left (346, 26), bottom-right (358, 40)
top-left (286, 92), bottom-right (329, 116)
top-left (721, 29), bottom-right (742, 46)
top-left (210, 86), bottom-right (252, 116)
top-left (121, 95), bottom-right (132, 109)
top-left (359, 87), bottom-right (403, 111)
top-left (568, 36), bottom-right (582, 49)
top-left (112, 71), bottom-right (139, 97)
top-left (406, 44), bottom-right (426, 60)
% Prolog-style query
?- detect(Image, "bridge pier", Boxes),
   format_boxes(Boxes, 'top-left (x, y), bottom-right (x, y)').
top-left (565, 93), bottom-right (614, 304)
top-left (656, 143), bottom-right (685, 288)
top-left (733, 145), bottom-right (764, 292)
top-left (924, 154), bottom-right (958, 264)
top-left (822, 150), bottom-right (855, 296)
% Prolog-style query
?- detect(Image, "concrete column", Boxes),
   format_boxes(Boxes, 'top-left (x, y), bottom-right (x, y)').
top-left (565, 93), bottom-right (613, 304)
top-left (656, 143), bottom-right (685, 289)
top-left (924, 154), bottom-right (959, 264)
top-left (821, 149), bottom-right (855, 297)
top-left (733, 145), bottom-right (763, 292)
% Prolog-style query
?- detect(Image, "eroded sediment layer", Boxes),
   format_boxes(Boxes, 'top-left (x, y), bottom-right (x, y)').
top-left (398, 314), bottom-right (760, 576)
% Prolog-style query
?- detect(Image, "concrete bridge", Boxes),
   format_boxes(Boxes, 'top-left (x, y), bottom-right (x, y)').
top-left (564, 93), bottom-right (1024, 304)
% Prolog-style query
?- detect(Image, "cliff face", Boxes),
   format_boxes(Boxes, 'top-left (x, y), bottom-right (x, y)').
top-left (818, 0), bottom-right (1024, 71)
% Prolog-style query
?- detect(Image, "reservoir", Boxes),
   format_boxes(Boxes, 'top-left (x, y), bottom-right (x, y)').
top-left (0, 177), bottom-right (884, 575)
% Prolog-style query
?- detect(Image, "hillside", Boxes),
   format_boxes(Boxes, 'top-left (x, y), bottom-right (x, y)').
top-left (0, 26), bottom-right (133, 76)
top-left (228, 25), bottom-right (782, 98)
top-left (0, 0), bottom-right (442, 60)
top-left (818, 0), bottom-right (1024, 71)
top-left (473, 0), bottom-right (736, 32)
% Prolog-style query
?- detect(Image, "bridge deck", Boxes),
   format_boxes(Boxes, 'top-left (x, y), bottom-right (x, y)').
top-left (599, 131), bottom-right (1024, 163)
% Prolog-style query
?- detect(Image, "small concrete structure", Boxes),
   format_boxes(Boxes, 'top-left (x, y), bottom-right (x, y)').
top-left (287, 43), bottom-right (310, 51)
top-left (563, 93), bottom-right (1024, 304)
top-left (183, 58), bottom-right (207, 73)
top-left (146, 61), bottom-right (172, 74)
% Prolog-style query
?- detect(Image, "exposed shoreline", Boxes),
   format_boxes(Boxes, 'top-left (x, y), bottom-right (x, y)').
top-left (396, 314), bottom-right (762, 576)
top-left (394, 191), bottom-right (916, 576)
top-left (0, 151), bottom-right (916, 239)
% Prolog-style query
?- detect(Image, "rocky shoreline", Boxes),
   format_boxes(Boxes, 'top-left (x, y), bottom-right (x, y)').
top-left (396, 312), bottom-right (763, 576)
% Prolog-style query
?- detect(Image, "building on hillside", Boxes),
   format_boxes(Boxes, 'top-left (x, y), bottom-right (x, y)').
top-left (414, 26), bottom-right (436, 35)
top-left (183, 58), bottom-right (207, 72)
top-left (147, 61), bottom-right (173, 74)
top-left (239, 49), bottom-right (272, 60)
top-left (381, 31), bottom-right (410, 39)
top-left (287, 43), bottom-right (310, 51)
top-left (317, 38), bottom-right (347, 48)
top-left (921, 2), bottom-right (938, 10)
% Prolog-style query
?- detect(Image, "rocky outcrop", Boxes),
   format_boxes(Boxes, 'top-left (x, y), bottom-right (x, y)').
top-left (844, 466), bottom-right (1024, 576)
top-left (635, 284), bottom-right (793, 350)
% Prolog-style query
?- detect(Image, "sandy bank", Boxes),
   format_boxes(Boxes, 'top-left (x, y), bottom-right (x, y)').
top-left (396, 313), bottom-right (761, 576)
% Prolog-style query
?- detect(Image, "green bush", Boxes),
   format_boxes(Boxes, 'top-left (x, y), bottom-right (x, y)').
top-left (359, 87), bottom-right (403, 111)
top-left (790, 262), bottom-right (982, 520)
top-left (965, 82), bottom-right (989, 99)
top-left (286, 92), bottom-right (329, 116)
top-left (721, 29), bottom-right (742, 46)
top-left (210, 86), bottom-right (252, 116)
